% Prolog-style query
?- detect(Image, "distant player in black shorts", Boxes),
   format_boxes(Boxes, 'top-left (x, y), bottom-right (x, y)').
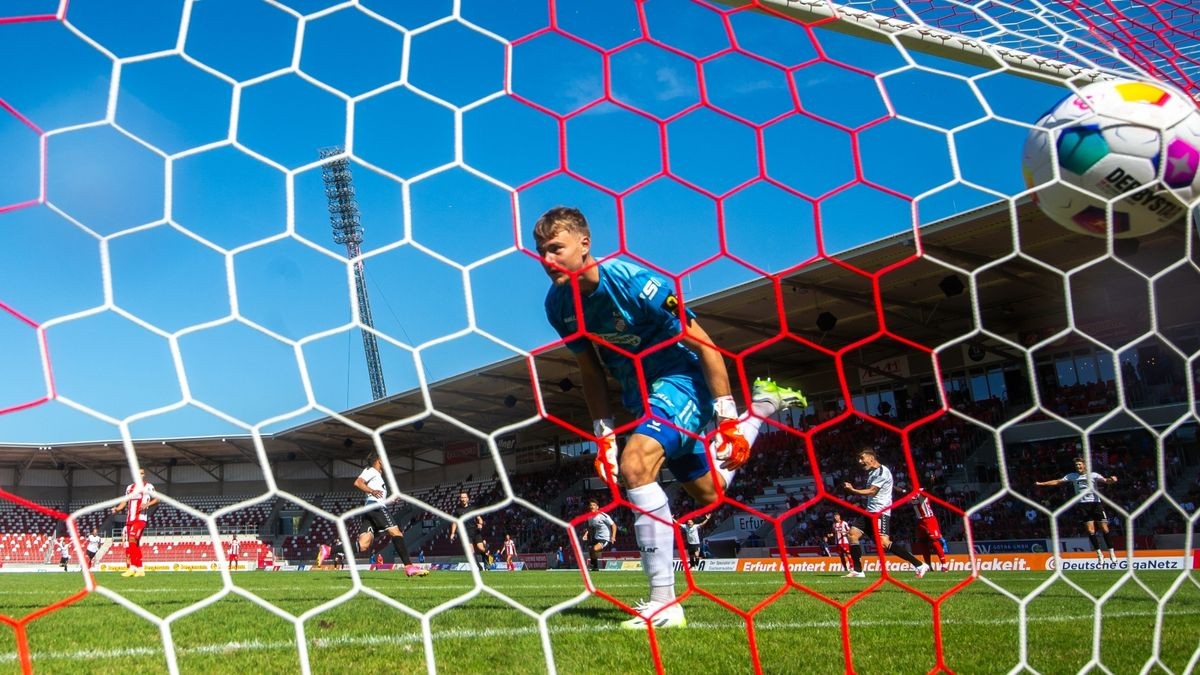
top-left (353, 453), bottom-right (428, 577)
top-left (581, 499), bottom-right (616, 572)
top-left (85, 528), bottom-right (101, 568)
top-left (450, 491), bottom-right (488, 571)
top-left (1036, 457), bottom-right (1119, 563)
top-left (680, 513), bottom-right (710, 570)
top-left (842, 448), bottom-right (929, 578)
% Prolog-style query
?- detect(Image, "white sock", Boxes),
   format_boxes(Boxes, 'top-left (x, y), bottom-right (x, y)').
top-left (707, 442), bottom-right (738, 494)
top-left (708, 398), bottom-right (779, 492)
top-left (740, 397), bottom-right (779, 446)
top-left (650, 584), bottom-right (676, 604)
top-left (627, 483), bottom-right (675, 590)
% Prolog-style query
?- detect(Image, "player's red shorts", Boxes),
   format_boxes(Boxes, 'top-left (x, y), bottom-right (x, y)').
top-left (916, 516), bottom-right (942, 540)
top-left (836, 542), bottom-right (850, 555)
top-left (126, 520), bottom-right (147, 540)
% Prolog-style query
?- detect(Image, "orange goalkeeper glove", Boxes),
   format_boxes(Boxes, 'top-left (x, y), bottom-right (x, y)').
top-left (592, 418), bottom-right (619, 486)
top-left (712, 396), bottom-right (750, 470)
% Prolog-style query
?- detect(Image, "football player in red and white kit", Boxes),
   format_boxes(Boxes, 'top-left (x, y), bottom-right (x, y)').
top-left (911, 490), bottom-right (948, 571)
top-left (829, 512), bottom-right (851, 572)
top-left (502, 534), bottom-right (517, 571)
top-left (112, 468), bottom-right (158, 578)
top-left (227, 535), bottom-right (241, 571)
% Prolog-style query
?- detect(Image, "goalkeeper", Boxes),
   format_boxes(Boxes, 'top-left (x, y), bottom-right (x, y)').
top-left (535, 206), bottom-right (805, 629)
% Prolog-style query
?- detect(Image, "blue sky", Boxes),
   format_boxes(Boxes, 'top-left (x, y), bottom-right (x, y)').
top-left (0, 0), bottom-right (1091, 444)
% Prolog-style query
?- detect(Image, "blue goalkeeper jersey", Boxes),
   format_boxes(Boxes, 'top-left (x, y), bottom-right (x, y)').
top-left (545, 259), bottom-right (702, 415)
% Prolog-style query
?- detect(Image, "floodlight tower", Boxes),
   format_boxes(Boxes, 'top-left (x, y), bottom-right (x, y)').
top-left (320, 146), bottom-right (386, 401)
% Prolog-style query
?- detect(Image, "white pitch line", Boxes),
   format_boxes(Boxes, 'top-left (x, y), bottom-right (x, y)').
top-left (0, 575), bottom-right (1094, 595)
top-left (6, 608), bottom-right (1199, 664)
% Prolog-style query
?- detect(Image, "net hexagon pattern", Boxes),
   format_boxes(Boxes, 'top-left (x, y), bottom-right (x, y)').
top-left (0, 1), bottom-right (1197, 673)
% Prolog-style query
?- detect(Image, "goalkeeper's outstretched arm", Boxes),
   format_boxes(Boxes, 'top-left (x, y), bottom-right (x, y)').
top-left (680, 317), bottom-right (731, 402)
top-left (574, 345), bottom-right (613, 422)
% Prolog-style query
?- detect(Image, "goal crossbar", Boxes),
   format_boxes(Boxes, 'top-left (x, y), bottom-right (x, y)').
top-left (717, 0), bottom-right (1128, 85)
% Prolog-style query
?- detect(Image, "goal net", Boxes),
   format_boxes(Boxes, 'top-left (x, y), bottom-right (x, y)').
top-left (0, 0), bottom-right (1196, 673)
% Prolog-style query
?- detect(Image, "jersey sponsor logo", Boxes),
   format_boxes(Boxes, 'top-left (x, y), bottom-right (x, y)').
top-left (661, 293), bottom-right (678, 312)
top-left (597, 331), bottom-right (642, 346)
top-left (639, 277), bottom-right (661, 301)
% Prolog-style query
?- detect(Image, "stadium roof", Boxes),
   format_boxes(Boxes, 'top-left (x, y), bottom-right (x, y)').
top-left (2, 199), bottom-right (1191, 473)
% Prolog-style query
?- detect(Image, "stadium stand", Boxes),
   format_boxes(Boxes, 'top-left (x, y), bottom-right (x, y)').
top-left (0, 502), bottom-right (58, 564)
top-left (105, 538), bottom-right (268, 565)
top-left (0, 390), bottom-right (1193, 570)
top-left (66, 494), bottom-right (275, 537)
top-left (0, 534), bottom-right (54, 564)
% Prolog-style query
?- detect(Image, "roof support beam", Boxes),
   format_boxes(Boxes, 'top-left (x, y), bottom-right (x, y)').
top-left (289, 442), bottom-right (336, 478)
top-left (164, 443), bottom-right (222, 482)
top-left (225, 439), bottom-right (263, 464)
top-left (47, 447), bottom-right (121, 485)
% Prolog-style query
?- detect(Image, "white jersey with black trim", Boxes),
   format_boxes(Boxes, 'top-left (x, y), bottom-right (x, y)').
top-left (1063, 471), bottom-right (1106, 503)
top-left (358, 466), bottom-right (387, 505)
top-left (865, 464), bottom-right (894, 513)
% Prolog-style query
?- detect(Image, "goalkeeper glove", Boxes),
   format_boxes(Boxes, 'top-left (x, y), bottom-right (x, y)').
top-left (592, 418), bottom-right (619, 485)
top-left (711, 396), bottom-right (750, 470)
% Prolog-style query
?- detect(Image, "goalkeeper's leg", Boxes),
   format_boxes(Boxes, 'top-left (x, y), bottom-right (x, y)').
top-left (740, 378), bottom-right (808, 448)
top-left (709, 378), bottom-right (808, 493)
top-left (621, 434), bottom-right (685, 629)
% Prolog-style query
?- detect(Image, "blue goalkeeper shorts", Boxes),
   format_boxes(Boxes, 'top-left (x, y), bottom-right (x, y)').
top-left (633, 374), bottom-right (713, 483)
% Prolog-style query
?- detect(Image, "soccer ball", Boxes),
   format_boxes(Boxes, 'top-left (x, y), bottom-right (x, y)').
top-left (1021, 79), bottom-right (1200, 238)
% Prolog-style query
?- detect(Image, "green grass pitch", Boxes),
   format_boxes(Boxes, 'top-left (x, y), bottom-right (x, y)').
top-left (0, 569), bottom-right (1197, 673)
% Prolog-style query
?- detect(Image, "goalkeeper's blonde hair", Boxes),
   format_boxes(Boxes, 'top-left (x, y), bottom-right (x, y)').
top-left (533, 206), bottom-right (590, 243)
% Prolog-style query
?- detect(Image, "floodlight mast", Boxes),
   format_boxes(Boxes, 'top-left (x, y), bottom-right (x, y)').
top-left (320, 146), bottom-right (387, 401)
